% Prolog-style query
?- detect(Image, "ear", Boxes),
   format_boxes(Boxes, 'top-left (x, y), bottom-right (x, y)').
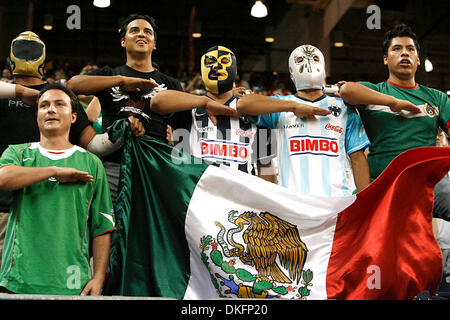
top-left (153, 40), bottom-right (157, 51)
top-left (383, 55), bottom-right (388, 66)
top-left (121, 38), bottom-right (125, 48)
top-left (71, 112), bottom-right (77, 124)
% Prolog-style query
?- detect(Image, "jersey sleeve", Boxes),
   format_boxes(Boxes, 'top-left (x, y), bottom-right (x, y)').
top-left (257, 113), bottom-right (281, 129)
top-left (437, 93), bottom-right (450, 134)
top-left (345, 108), bottom-right (370, 155)
top-left (256, 94), bottom-right (285, 129)
top-left (0, 145), bottom-right (22, 167)
top-left (89, 156), bottom-right (116, 238)
top-left (358, 81), bottom-right (380, 92)
top-left (355, 82), bottom-right (381, 110)
top-left (0, 145), bottom-right (23, 197)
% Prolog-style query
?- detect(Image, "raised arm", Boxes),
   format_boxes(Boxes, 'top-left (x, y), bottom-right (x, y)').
top-left (338, 81), bottom-right (421, 113)
top-left (0, 165), bottom-right (93, 191)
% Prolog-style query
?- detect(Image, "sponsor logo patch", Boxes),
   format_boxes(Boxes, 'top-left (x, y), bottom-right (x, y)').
top-left (289, 135), bottom-right (339, 157)
top-left (200, 139), bottom-right (249, 163)
top-left (324, 123), bottom-right (343, 134)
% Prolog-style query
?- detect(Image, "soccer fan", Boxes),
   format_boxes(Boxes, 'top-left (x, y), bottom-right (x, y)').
top-left (151, 45), bottom-right (280, 180)
top-left (338, 24), bottom-right (450, 220)
top-left (236, 44), bottom-right (371, 196)
top-left (67, 14), bottom-right (192, 203)
top-left (0, 31), bottom-right (143, 265)
top-left (0, 84), bottom-right (115, 295)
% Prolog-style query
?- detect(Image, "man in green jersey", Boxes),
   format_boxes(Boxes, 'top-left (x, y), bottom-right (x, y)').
top-left (338, 24), bottom-right (450, 221)
top-left (0, 83), bottom-right (116, 295)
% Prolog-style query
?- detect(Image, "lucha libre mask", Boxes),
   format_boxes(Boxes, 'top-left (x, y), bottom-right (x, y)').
top-left (288, 44), bottom-right (326, 91)
top-left (201, 45), bottom-right (237, 94)
top-left (10, 31), bottom-right (46, 79)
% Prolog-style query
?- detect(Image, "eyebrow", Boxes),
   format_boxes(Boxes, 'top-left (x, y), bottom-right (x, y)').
top-left (391, 43), bottom-right (415, 48)
top-left (39, 99), bottom-right (68, 105)
top-left (129, 26), bottom-right (153, 32)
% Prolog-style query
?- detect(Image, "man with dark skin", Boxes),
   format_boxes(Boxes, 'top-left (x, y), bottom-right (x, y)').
top-left (338, 24), bottom-right (450, 221)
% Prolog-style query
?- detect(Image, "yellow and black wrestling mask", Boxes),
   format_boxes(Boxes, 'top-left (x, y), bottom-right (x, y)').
top-left (10, 31), bottom-right (46, 79)
top-left (201, 45), bottom-right (237, 94)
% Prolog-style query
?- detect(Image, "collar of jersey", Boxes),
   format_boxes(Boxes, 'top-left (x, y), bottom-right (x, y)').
top-left (294, 93), bottom-right (327, 103)
top-left (203, 93), bottom-right (236, 106)
top-left (30, 142), bottom-right (85, 160)
top-left (387, 79), bottom-right (418, 89)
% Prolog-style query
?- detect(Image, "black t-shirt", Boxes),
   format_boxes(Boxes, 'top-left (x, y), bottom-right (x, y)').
top-left (0, 82), bottom-right (91, 211)
top-left (87, 65), bottom-right (185, 163)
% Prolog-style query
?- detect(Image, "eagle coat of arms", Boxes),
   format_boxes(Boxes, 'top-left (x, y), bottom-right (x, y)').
top-left (200, 210), bottom-right (314, 299)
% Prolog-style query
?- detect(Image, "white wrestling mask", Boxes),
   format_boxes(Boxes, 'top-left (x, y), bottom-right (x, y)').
top-left (288, 44), bottom-right (326, 91)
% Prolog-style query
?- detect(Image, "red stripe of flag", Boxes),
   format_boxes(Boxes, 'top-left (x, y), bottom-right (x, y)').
top-left (327, 146), bottom-right (450, 299)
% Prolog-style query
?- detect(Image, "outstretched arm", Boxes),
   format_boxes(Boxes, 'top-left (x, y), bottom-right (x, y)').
top-left (338, 81), bottom-right (421, 113)
top-left (67, 75), bottom-right (158, 95)
top-left (236, 92), bottom-right (330, 118)
top-left (0, 165), bottom-right (93, 190)
top-left (150, 89), bottom-right (239, 125)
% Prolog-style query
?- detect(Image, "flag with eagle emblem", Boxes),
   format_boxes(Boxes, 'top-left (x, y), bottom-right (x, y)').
top-left (103, 120), bottom-right (450, 300)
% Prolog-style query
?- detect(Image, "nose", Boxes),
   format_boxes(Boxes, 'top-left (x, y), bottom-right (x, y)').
top-left (213, 62), bottom-right (223, 70)
top-left (400, 47), bottom-right (409, 56)
top-left (137, 29), bottom-right (146, 37)
top-left (47, 103), bottom-right (57, 113)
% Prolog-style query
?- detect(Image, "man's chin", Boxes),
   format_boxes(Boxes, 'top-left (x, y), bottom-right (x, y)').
top-left (392, 69), bottom-right (415, 79)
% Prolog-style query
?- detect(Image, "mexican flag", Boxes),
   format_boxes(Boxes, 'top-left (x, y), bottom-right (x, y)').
top-left (103, 121), bottom-right (449, 300)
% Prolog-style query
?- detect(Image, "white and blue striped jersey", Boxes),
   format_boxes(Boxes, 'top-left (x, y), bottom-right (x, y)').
top-left (257, 94), bottom-right (370, 197)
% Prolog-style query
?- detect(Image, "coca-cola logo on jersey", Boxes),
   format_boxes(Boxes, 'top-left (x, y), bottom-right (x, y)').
top-left (325, 123), bottom-right (343, 134)
top-left (235, 128), bottom-right (254, 139)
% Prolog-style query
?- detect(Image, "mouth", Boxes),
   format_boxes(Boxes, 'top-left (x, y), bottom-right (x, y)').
top-left (399, 59), bottom-right (412, 66)
top-left (211, 71), bottom-right (226, 77)
top-left (45, 118), bottom-right (59, 123)
top-left (136, 40), bottom-right (147, 45)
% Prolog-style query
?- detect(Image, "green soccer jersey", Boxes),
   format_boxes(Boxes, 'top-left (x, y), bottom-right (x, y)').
top-left (357, 80), bottom-right (450, 179)
top-left (0, 142), bottom-right (115, 295)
